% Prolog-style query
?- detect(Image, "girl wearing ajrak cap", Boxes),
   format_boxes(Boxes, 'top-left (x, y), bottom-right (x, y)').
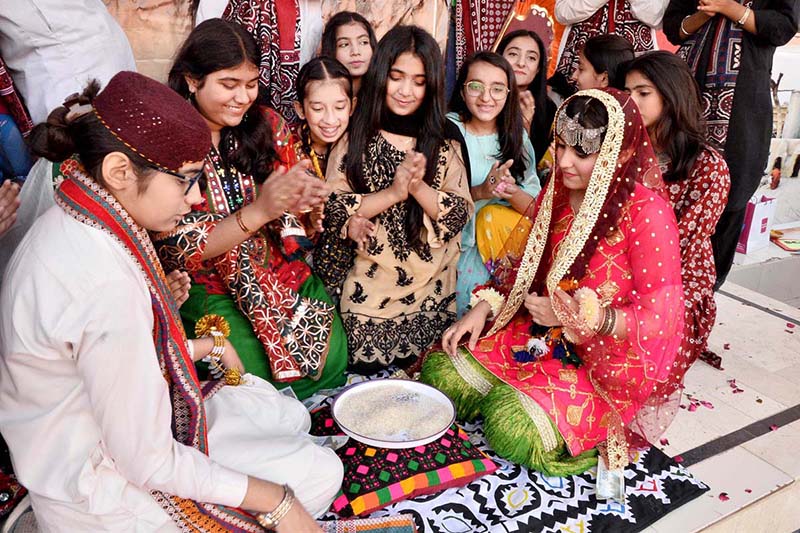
top-left (447, 51), bottom-right (541, 317)
top-left (162, 19), bottom-right (347, 400)
top-left (316, 25), bottom-right (472, 372)
top-left (422, 88), bottom-right (684, 477)
top-left (0, 71), bottom-right (340, 531)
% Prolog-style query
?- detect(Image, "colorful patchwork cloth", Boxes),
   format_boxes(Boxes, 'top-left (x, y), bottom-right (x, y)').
top-left (311, 403), bottom-right (497, 517)
top-left (320, 514), bottom-right (416, 533)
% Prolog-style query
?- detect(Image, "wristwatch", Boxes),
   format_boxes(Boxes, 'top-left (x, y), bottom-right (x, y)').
top-left (257, 484), bottom-right (295, 529)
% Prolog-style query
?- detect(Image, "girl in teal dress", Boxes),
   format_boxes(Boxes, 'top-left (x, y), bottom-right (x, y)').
top-left (448, 52), bottom-right (541, 316)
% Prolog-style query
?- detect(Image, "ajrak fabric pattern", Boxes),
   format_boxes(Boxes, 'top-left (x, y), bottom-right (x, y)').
top-left (224, 0), bottom-right (302, 124)
top-left (0, 55), bottom-right (33, 137)
top-left (677, 1), bottom-right (751, 154)
top-left (555, 0), bottom-right (656, 80)
top-left (654, 147), bottom-right (730, 400)
top-left (455, 0), bottom-right (516, 71)
top-left (154, 145), bottom-right (334, 382)
top-left (55, 168), bottom-right (263, 532)
top-left (320, 135), bottom-right (472, 370)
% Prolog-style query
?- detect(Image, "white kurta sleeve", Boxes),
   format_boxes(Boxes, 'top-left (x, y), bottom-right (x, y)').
top-left (629, 0), bottom-right (668, 28)
top-left (554, 0), bottom-right (609, 25)
top-left (73, 280), bottom-right (249, 508)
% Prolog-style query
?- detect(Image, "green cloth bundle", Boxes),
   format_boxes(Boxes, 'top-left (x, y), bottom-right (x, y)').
top-left (421, 350), bottom-right (500, 422)
top-left (481, 384), bottom-right (598, 477)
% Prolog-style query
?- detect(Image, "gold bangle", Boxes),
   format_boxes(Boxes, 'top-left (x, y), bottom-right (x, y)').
top-left (235, 209), bottom-right (254, 234)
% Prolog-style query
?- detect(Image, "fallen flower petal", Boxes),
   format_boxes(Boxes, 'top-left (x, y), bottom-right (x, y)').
top-left (733, 388), bottom-right (744, 394)
top-left (699, 400), bottom-right (715, 409)
top-left (660, 438), bottom-right (670, 446)
top-left (770, 424), bottom-right (779, 431)
top-left (787, 323), bottom-right (796, 329)
top-left (688, 403), bottom-right (698, 412)
top-left (744, 489), bottom-right (752, 494)
top-left (756, 398), bottom-right (763, 404)
top-left (723, 343), bottom-right (730, 350)
top-left (719, 492), bottom-right (730, 501)
top-left (673, 455), bottom-right (684, 463)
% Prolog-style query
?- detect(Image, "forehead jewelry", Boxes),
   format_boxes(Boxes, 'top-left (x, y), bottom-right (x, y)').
top-left (556, 108), bottom-right (606, 154)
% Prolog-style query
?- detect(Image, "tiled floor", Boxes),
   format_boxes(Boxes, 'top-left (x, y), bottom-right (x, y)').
top-left (648, 282), bottom-right (800, 532)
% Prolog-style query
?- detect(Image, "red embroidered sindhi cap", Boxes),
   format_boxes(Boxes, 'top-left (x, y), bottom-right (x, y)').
top-left (93, 71), bottom-right (211, 173)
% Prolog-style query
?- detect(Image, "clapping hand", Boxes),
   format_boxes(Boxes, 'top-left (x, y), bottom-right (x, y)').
top-left (347, 213), bottom-right (376, 251)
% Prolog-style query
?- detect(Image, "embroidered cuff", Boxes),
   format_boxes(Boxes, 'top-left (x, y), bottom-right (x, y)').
top-left (470, 287), bottom-right (505, 319)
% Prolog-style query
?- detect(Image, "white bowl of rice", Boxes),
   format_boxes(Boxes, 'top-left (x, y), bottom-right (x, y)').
top-left (332, 379), bottom-right (456, 449)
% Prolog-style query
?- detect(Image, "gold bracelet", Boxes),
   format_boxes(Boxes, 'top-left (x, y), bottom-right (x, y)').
top-left (235, 209), bottom-right (254, 234)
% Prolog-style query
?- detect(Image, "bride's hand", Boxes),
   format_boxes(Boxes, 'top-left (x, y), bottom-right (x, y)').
top-left (442, 301), bottom-right (491, 356)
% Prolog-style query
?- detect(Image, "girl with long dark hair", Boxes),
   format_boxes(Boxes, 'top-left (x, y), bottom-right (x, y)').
top-left (162, 18), bottom-right (348, 399)
top-left (320, 11), bottom-right (377, 95)
top-left (571, 34), bottom-right (634, 90)
top-left (318, 25), bottom-right (472, 372)
top-left (497, 29), bottom-right (557, 166)
top-left (623, 50), bottom-right (730, 388)
top-left (447, 51), bottom-right (541, 316)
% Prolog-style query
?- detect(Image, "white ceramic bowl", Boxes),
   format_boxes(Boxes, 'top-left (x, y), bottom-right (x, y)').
top-left (332, 379), bottom-right (456, 449)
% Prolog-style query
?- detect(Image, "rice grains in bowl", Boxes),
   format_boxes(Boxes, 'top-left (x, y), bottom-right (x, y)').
top-left (332, 380), bottom-right (456, 448)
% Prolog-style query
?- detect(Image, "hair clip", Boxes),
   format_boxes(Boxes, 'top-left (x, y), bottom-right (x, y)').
top-left (556, 108), bottom-right (606, 154)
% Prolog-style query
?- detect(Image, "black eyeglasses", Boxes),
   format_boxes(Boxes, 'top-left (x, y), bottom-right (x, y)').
top-left (149, 165), bottom-right (205, 195)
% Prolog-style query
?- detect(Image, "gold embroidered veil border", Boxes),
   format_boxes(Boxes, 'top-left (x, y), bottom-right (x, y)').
top-left (485, 89), bottom-right (625, 336)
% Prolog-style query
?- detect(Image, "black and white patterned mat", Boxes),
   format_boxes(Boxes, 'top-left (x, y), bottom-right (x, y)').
top-left (315, 374), bottom-right (708, 533)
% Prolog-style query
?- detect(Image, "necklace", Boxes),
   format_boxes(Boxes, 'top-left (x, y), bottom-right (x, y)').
top-left (308, 147), bottom-right (326, 180)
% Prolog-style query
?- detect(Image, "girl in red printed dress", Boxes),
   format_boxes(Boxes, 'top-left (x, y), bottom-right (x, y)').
top-left (624, 51), bottom-right (731, 382)
top-left (158, 19), bottom-right (348, 399)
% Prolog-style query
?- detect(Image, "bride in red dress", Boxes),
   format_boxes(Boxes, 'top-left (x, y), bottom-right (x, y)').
top-left (422, 88), bottom-right (684, 478)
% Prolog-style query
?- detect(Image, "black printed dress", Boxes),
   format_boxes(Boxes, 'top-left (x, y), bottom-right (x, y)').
top-left (318, 133), bottom-right (472, 372)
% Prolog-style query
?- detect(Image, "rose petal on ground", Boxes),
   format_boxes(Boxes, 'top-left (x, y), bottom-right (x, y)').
top-left (700, 400), bottom-right (715, 409)
top-left (785, 330), bottom-right (794, 334)
top-left (719, 492), bottom-right (730, 501)
top-left (756, 398), bottom-right (763, 404)
top-left (723, 343), bottom-right (730, 350)
top-left (745, 489), bottom-right (752, 494)
top-left (688, 403), bottom-right (698, 412)
top-left (787, 323), bottom-right (796, 329)
top-left (673, 454), bottom-right (684, 463)
top-left (770, 424), bottom-right (779, 431)
top-left (733, 388), bottom-right (744, 394)
top-left (660, 438), bottom-right (670, 446)
top-left (727, 378), bottom-right (737, 387)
